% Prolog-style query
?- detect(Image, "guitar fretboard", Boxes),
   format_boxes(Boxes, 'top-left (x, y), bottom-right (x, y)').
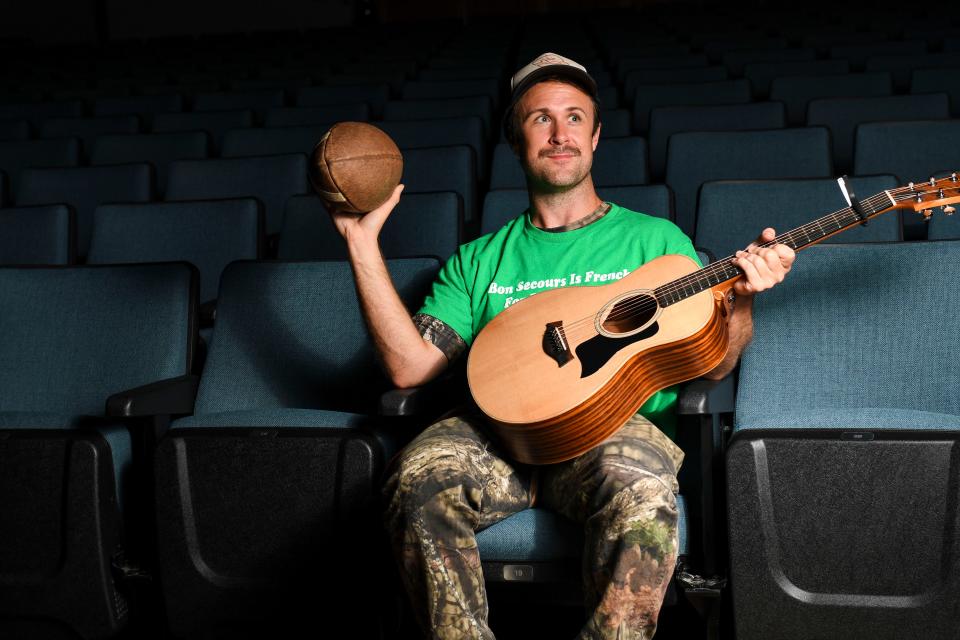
top-left (654, 192), bottom-right (892, 307)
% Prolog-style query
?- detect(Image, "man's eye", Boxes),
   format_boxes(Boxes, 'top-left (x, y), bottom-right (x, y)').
top-left (536, 114), bottom-right (550, 123)
top-left (570, 114), bottom-right (581, 122)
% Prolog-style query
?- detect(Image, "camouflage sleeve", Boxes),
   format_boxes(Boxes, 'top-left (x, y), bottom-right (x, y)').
top-left (413, 313), bottom-right (467, 363)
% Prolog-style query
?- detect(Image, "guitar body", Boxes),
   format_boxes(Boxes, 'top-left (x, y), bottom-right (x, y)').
top-left (467, 254), bottom-right (730, 465)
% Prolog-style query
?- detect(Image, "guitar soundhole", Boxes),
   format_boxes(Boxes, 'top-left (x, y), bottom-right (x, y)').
top-left (601, 293), bottom-right (658, 335)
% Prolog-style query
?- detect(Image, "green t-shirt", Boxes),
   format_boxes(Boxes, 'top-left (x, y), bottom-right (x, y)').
top-left (418, 203), bottom-right (702, 439)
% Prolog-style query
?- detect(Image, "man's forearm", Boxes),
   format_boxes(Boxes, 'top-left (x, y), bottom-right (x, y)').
top-left (704, 293), bottom-right (754, 380)
top-left (346, 235), bottom-right (447, 388)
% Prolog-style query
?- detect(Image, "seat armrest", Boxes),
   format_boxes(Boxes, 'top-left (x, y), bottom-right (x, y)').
top-left (380, 386), bottom-right (442, 417)
top-left (106, 374), bottom-right (200, 418)
top-left (199, 300), bottom-right (217, 327)
top-left (677, 374), bottom-right (735, 416)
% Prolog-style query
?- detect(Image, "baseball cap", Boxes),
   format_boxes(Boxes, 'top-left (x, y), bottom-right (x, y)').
top-left (508, 52), bottom-right (598, 104)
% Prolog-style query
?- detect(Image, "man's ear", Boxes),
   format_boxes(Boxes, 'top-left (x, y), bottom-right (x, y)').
top-left (592, 122), bottom-right (601, 152)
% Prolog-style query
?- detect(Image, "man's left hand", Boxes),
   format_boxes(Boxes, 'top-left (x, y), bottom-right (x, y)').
top-left (731, 227), bottom-right (795, 296)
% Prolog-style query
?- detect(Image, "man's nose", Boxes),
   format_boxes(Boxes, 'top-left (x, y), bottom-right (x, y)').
top-left (549, 121), bottom-right (569, 145)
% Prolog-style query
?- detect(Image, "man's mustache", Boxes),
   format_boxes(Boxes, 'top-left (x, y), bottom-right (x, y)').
top-left (539, 146), bottom-right (580, 158)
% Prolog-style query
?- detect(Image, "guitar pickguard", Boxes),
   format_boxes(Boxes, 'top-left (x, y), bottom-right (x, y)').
top-left (575, 322), bottom-right (660, 378)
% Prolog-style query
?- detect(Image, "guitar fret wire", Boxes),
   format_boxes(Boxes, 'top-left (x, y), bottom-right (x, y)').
top-left (560, 184), bottom-right (937, 332)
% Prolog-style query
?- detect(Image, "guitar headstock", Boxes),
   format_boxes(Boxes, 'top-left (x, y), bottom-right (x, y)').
top-left (895, 172), bottom-right (960, 220)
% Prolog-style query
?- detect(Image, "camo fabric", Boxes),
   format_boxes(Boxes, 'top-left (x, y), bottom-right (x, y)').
top-left (383, 413), bottom-right (683, 640)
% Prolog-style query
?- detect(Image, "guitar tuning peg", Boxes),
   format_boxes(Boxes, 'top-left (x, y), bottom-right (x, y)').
top-left (922, 209), bottom-right (933, 220)
top-left (930, 177), bottom-right (937, 186)
top-left (944, 206), bottom-right (956, 216)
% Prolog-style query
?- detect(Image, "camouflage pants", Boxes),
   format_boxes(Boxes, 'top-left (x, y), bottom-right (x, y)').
top-left (383, 413), bottom-right (684, 640)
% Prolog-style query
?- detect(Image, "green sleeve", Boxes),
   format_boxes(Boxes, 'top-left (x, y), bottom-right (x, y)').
top-left (416, 249), bottom-right (476, 345)
top-left (664, 223), bottom-right (703, 268)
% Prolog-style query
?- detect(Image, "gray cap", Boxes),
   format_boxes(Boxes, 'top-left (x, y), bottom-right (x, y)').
top-left (508, 52), bottom-right (598, 105)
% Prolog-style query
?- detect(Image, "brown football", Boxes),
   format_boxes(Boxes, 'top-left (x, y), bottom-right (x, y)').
top-left (309, 122), bottom-right (404, 214)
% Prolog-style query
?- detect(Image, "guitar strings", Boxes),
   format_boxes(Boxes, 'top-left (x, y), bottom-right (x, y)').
top-left (555, 184), bottom-right (941, 339)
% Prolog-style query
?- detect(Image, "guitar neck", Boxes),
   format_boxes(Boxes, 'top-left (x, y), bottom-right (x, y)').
top-left (655, 186), bottom-right (899, 307)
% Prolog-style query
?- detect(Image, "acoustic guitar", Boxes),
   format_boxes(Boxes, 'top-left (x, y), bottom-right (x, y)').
top-left (467, 174), bottom-right (960, 465)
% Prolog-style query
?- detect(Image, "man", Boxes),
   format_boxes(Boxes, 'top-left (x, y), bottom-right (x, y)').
top-left (329, 53), bottom-right (795, 639)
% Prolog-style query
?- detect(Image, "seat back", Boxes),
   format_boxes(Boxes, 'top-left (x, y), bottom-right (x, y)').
top-left (279, 192), bottom-right (460, 261)
top-left (649, 102), bottom-right (785, 179)
top-left (0, 205), bottom-right (74, 265)
top-left (0, 100), bottom-right (83, 128)
top-left (853, 120), bottom-right (960, 183)
top-left (90, 131), bottom-right (210, 195)
top-left (0, 263), bottom-right (196, 417)
top-left (665, 128), bottom-right (833, 237)
top-left (0, 138), bottom-right (81, 200)
top-left (0, 119), bottom-right (31, 141)
top-left (727, 241), bottom-right (960, 639)
top-left (401, 145), bottom-right (477, 223)
top-left (695, 175), bottom-right (902, 258)
top-left (193, 258), bottom-right (439, 416)
top-left (742, 58), bottom-right (849, 97)
top-left (295, 84), bottom-right (390, 119)
top-left (193, 90), bottom-right (284, 122)
top-left (153, 109), bottom-right (254, 154)
top-left (17, 164), bottom-right (153, 258)
top-left (911, 68), bottom-right (960, 117)
top-left (221, 125), bottom-right (328, 158)
top-left (632, 78), bottom-right (751, 133)
top-left (378, 117), bottom-right (487, 179)
top-left (866, 51), bottom-right (960, 91)
top-left (88, 199), bottom-right (262, 303)
top-left (165, 154), bottom-right (308, 235)
top-left (384, 96), bottom-right (494, 133)
top-left (40, 116), bottom-right (140, 160)
top-left (770, 71), bottom-right (893, 125)
top-left (807, 93), bottom-right (949, 171)
top-left (264, 104), bottom-right (370, 127)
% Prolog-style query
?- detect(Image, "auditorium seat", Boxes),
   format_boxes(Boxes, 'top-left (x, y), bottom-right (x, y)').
top-left (384, 96), bottom-right (494, 134)
top-left (40, 116), bottom-right (141, 160)
top-left (401, 145), bottom-right (478, 224)
top-left (90, 131), bottom-right (210, 196)
top-left (770, 71), bottom-right (894, 126)
top-left (623, 66), bottom-right (729, 106)
top-left (665, 128), bottom-right (833, 236)
top-left (0, 204), bottom-right (74, 264)
top-left (727, 240), bottom-right (960, 640)
top-left (632, 78), bottom-right (751, 133)
top-left (278, 191), bottom-right (460, 261)
top-left (0, 99), bottom-right (83, 128)
top-left (829, 40), bottom-right (927, 69)
top-left (402, 78), bottom-right (500, 105)
top-left (742, 59), bottom-right (849, 98)
top-left (618, 54), bottom-right (710, 82)
top-left (853, 120), bottom-right (960, 184)
top-left (865, 52), bottom-right (960, 92)
top-left (806, 93), bottom-right (949, 172)
top-left (296, 84), bottom-right (390, 119)
top-left (87, 199), bottom-right (262, 304)
top-left (17, 163), bottom-right (153, 257)
top-left (481, 184), bottom-right (673, 235)
top-left (490, 137), bottom-right (649, 191)
top-left (0, 262), bottom-right (198, 639)
top-left (193, 89), bottom-right (285, 122)
top-left (165, 154), bottom-right (308, 236)
top-left (264, 103), bottom-right (370, 127)
top-left (152, 258), bottom-right (438, 638)
top-left (0, 138), bottom-right (81, 201)
top-left (695, 175), bottom-right (902, 259)
top-left (0, 119), bottom-right (30, 141)
top-left (721, 47), bottom-right (815, 76)
top-left (153, 109), bottom-right (255, 154)
top-left (378, 117), bottom-right (487, 179)
top-left (649, 102), bottom-right (785, 179)
top-left (220, 125), bottom-right (328, 158)
top-left (93, 94), bottom-right (184, 122)
top-left (911, 68), bottom-right (960, 117)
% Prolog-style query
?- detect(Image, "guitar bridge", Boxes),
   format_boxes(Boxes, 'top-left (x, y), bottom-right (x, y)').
top-left (542, 321), bottom-right (573, 367)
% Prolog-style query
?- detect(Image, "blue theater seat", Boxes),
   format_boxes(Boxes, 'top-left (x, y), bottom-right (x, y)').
top-left (165, 154), bottom-right (308, 236)
top-left (153, 258), bottom-right (439, 638)
top-left (378, 117), bottom-right (487, 179)
top-left (632, 78), bottom-right (751, 133)
top-left (695, 176), bottom-right (902, 259)
top-left (40, 115), bottom-right (141, 160)
top-left (401, 145), bottom-right (478, 224)
top-left (769, 71), bottom-right (893, 125)
top-left (152, 109), bottom-right (255, 155)
top-left (220, 125), bottom-right (328, 158)
top-left (296, 84), bottom-right (390, 119)
top-left (0, 137), bottom-right (81, 201)
top-left (665, 128), bottom-right (833, 237)
top-left (727, 241), bottom-right (960, 639)
top-left (384, 96), bottom-right (494, 134)
top-left (88, 199), bottom-right (262, 304)
top-left (0, 119), bottom-right (30, 141)
top-left (853, 120), bottom-right (960, 183)
top-left (90, 131), bottom-right (210, 196)
top-left (279, 191), bottom-right (460, 261)
top-left (0, 263), bottom-right (198, 639)
top-left (264, 103), bottom-right (370, 127)
top-left (0, 204), bottom-right (74, 264)
top-left (17, 163), bottom-right (154, 258)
